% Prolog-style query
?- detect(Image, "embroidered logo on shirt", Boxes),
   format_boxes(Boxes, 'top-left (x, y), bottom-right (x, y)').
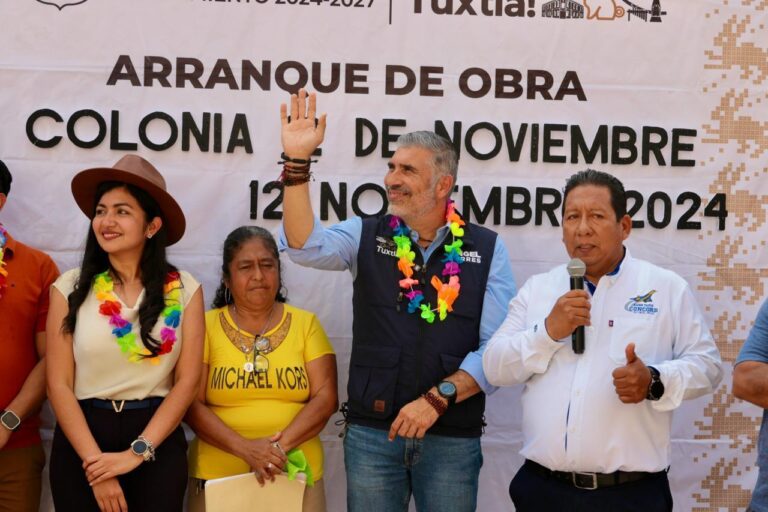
top-left (375, 236), bottom-right (398, 257)
top-left (624, 290), bottom-right (659, 315)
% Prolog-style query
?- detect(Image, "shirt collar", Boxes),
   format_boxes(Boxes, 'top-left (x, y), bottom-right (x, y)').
top-left (585, 246), bottom-right (627, 294)
top-left (406, 211), bottom-right (474, 248)
top-left (410, 221), bottom-right (451, 246)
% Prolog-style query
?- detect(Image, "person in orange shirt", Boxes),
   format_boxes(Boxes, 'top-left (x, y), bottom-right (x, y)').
top-left (0, 159), bottom-right (60, 512)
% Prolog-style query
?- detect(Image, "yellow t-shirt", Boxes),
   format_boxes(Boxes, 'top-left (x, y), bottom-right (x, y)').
top-left (188, 304), bottom-right (334, 480)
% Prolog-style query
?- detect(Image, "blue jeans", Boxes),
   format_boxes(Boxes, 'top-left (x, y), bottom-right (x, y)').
top-left (344, 424), bottom-right (482, 512)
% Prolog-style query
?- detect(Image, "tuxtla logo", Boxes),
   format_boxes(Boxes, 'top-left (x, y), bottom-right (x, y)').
top-left (36, 0), bottom-right (88, 10)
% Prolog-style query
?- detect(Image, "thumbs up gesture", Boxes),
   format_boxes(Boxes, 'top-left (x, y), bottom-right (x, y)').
top-left (611, 343), bottom-right (652, 404)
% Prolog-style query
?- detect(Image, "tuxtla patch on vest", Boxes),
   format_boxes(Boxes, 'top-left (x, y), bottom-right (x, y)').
top-left (624, 289), bottom-right (659, 315)
top-left (376, 236), bottom-right (398, 257)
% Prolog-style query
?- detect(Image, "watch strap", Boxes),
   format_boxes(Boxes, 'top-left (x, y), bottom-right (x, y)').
top-left (646, 366), bottom-right (664, 401)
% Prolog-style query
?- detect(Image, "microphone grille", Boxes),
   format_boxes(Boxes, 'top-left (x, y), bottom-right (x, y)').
top-left (567, 258), bottom-right (586, 277)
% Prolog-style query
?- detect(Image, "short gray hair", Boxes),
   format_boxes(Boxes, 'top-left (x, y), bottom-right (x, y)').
top-left (396, 131), bottom-right (458, 183)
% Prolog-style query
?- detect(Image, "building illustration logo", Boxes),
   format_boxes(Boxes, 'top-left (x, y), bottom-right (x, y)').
top-left (542, 0), bottom-right (666, 22)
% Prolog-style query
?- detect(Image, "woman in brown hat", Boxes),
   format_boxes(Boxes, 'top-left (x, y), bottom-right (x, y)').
top-left (46, 155), bottom-right (204, 512)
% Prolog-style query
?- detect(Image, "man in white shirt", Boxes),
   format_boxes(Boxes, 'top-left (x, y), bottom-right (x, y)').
top-left (482, 169), bottom-right (722, 511)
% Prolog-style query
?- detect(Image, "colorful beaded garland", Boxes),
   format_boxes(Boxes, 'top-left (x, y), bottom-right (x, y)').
top-left (0, 224), bottom-right (8, 300)
top-left (93, 270), bottom-right (183, 363)
top-left (391, 200), bottom-right (464, 324)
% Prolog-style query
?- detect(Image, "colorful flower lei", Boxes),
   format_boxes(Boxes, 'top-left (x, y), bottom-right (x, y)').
top-left (93, 270), bottom-right (183, 364)
top-left (0, 224), bottom-right (8, 300)
top-left (391, 200), bottom-right (464, 324)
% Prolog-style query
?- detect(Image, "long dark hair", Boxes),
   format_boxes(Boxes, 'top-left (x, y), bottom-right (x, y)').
top-left (212, 226), bottom-right (287, 308)
top-left (63, 181), bottom-right (178, 358)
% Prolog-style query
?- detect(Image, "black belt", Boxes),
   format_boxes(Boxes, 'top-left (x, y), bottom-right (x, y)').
top-left (81, 397), bottom-right (163, 412)
top-left (525, 459), bottom-right (662, 490)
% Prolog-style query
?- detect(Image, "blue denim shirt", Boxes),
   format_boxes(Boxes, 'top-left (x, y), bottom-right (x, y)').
top-left (736, 298), bottom-right (768, 512)
top-left (278, 216), bottom-right (517, 394)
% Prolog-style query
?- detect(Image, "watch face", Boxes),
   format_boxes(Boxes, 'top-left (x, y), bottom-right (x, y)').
top-left (438, 381), bottom-right (457, 398)
top-left (1, 411), bottom-right (20, 431)
top-left (132, 440), bottom-right (148, 455)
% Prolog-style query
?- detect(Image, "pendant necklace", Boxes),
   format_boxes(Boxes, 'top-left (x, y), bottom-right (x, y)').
top-left (231, 303), bottom-right (276, 373)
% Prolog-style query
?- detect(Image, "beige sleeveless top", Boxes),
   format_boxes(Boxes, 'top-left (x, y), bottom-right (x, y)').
top-left (53, 268), bottom-right (200, 400)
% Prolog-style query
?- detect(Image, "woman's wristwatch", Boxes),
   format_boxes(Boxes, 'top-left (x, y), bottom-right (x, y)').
top-left (0, 410), bottom-right (21, 432)
top-left (130, 436), bottom-right (156, 462)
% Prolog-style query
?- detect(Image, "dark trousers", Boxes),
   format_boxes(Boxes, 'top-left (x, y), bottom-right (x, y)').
top-left (509, 460), bottom-right (673, 512)
top-left (49, 400), bottom-right (188, 512)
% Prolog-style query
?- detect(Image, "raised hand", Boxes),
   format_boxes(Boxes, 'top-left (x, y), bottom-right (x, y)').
top-left (612, 343), bottom-right (652, 403)
top-left (280, 88), bottom-right (327, 161)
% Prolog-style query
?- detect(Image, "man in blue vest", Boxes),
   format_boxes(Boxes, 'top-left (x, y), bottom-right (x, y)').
top-left (277, 89), bottom-right (516, 511)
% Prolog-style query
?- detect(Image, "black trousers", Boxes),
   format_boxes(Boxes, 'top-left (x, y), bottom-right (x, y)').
top-left (49, 400), bottom-right (188, 512)
top-left (509, 460), bottom-right (673, 512)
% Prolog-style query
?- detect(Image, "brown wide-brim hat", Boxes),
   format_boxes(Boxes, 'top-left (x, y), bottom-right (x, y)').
top-left (71, 154), bottom-right (186, 246)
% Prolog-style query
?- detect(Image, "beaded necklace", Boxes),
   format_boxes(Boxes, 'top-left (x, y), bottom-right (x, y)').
top-left (0, 224), bottom-right (8, 300)
top-left (391, 200), bottom-right (464, 323)
top-left (93, 270), bottom-right (183, 363)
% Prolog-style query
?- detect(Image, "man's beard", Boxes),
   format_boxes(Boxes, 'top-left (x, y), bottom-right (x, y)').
top-left (386, 187), bottom-right (438, 223)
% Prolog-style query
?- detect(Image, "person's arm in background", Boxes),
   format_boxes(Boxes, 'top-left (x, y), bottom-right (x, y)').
top-left (734, 298), bottom-right (768, 408)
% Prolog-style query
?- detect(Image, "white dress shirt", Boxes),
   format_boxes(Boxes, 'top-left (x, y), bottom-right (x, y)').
top-left (483, 249), bottom-right (722, 473)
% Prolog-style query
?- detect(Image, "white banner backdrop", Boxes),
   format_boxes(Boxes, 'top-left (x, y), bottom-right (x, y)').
top-left (1, 0), bottom-right (766, 510)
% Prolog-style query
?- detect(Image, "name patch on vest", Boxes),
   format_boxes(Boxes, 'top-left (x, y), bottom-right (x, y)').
top-left (375, 236), bottom-right (397, 257)
top-left (461, 250), bottom-right (483, 264)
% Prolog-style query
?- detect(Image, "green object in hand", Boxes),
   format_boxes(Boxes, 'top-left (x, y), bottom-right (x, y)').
top-left (285, 448), bottom-right (314, 487)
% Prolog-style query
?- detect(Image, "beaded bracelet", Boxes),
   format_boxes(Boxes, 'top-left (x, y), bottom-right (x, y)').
top-left (278, 152), bottom-right (318, 165)
top-left (422, 391), bottom-right (447, 416)
top-left (279, 165), bottom-right (313, 187)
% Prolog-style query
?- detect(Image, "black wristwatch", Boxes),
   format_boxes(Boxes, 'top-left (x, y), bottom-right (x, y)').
top-left (0, 410), bottom-right (21, 432)
top-left (437, 380), bottom-right (457, 406)
top-left (646, 366), bottom-right (665, 401)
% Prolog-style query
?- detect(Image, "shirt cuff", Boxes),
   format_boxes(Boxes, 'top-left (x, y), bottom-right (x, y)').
top-left (649, 362), bottom-right (680, 412)
top-left (532, 318), bottom-right (563, 348)
top-left (460, 351), bottom-right (497, 395)
top-left (526, 318), bottom-right (566, 373)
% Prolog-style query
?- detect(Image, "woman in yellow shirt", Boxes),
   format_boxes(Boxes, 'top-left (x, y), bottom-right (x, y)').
top-left (186, 226), bottom-right (338, 512)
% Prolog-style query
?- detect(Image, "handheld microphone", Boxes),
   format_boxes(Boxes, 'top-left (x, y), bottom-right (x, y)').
top-left (567, 258), bottom-right (587, 354)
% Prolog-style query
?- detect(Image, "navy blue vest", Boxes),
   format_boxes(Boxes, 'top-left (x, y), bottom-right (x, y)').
top-left (347, 215), bottom-right (496, 437)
